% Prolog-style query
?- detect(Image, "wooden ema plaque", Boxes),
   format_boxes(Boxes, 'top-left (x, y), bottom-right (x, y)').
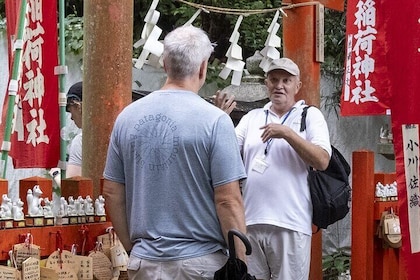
top-left (0, 179), bottom-right (8, 196)
top-left (19, 176), bottom-right (52, 216)
top-left (61, 176), bottom-right (94, 198)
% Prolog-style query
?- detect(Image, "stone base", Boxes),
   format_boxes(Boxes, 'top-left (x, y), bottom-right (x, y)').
top-left (86, 215), bottom-right (95, 223)
top-left (25, 216), bottom-right (44, 227)
top-left (78, 216), bottom-right (86, 224)
top-left (0, 219), bottom-right (13, 229)
top-left (13, 220), bottom-right (26, 228)
top-left (56, 216), bottom-right (69, 225)
top-left (44, 217), bottom-right (55, 226)
top-left (69, 216), bottom-right (79, 225)
top-left (95, 215), bottom-right (107, 222)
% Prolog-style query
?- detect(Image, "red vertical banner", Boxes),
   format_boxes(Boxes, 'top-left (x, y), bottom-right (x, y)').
top-left (340, 0), bottom-right (391, 116)
top-left (8, 0), bottom-right (60, 168)
top-left (385, 1), bottom-right (420, 278)
top-left (342, 1), bottom-right (420, 278)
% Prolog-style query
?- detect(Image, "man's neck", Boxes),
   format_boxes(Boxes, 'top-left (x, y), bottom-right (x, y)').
top-left (270, 102), bottom-right (295, 117)
top-left (161, 77), bottom-right (201, 93)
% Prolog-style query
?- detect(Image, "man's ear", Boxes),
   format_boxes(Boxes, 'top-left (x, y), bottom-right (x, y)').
top-left (296, 80), bottom-right (302, 92)
top-left (199, 60), bottom-right (207, 80)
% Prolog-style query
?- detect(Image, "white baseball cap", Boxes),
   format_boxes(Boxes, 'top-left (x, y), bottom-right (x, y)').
top-left (266, 58), bottom-right (300, 76)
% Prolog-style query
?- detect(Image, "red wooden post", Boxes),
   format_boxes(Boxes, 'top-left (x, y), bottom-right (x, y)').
top-left (282, 1), bottom-right (344, 279)
top-left (82, 1), bottom-right (133, 197)
top-left (0, 179), bottom-right (7, 196)
top-left (351, 150), bottom-right (375, 280)
top-left (61, 176), bottom-right (94, 199)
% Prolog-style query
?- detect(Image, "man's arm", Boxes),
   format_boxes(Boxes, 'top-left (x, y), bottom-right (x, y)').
top-left (102, 179), bottom-right (133, 251)
top-left (214, 181), bottom-right (247, 262)
top-left (66, 164), bottom-right (81, 178)
top-left (66, 133), bottom-right (83, 178)
top-left (260, 124), bottom-right (330, 170)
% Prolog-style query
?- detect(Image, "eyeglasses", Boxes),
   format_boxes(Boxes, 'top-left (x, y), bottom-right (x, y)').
top-left (66, 100), bottom-right (81, 112)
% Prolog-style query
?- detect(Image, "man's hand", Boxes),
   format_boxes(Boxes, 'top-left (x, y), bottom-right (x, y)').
top-left (260, 123), bottom-right (291, 143)
top-left (214, 90), bottom-right (237, 114)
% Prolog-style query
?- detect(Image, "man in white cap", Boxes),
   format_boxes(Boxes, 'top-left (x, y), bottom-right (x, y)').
top-left (216, 57), bottom-right (331, 280)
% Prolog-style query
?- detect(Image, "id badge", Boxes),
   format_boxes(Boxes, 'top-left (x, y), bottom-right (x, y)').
top-left (252, 155), bottom-right (269, 174)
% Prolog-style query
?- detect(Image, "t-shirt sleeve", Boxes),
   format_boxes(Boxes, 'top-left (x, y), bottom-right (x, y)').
top-left (235, 112), bottom-right (250, 152)
top-left (210, 114), bottom-right (247, 187)
top-left (103, 122), bottom-right (125, 184)
top-left (305, 107), bottom-right (332, 156)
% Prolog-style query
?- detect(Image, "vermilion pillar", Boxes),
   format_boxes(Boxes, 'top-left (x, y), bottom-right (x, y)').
top-left (283, 3), bottom-right (321, 106)
top-left (351, 151), bottom-right (375, 280)
top-left (82, 1), bottom-right (133, 197)
top-left (283, 1), bottom-right (344, 279)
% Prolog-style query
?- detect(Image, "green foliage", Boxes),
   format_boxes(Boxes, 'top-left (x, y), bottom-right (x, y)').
top-left (322, 251), bottom-right (350, 279)
top-left (0, 16), bottom-right (5, 31)
top-left (206, 58), bottom-right (230, 89)
top-left (323, 9), bottom-right (346, 72)
top-left (321, 8), bottom-right (346, 113)
top-left (64, 15), bottom-right (84, 56)
top-left (0, 0), bottom-right (6, 30)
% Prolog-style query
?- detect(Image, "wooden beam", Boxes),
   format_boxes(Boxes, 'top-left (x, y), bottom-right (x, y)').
top-left (317, 0), bottom-right (344, 11)
top-left (283, 0), bottom-right (345, 11)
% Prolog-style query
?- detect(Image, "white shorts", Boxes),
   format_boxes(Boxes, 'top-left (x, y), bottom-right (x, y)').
top-left (127, 251), bottom-right (228, 280)
top-left (247, 224), bottom-right (311, 280)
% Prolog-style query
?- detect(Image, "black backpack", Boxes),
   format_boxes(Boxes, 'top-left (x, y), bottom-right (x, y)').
top-left (300, 106), bottom-right (351, 230)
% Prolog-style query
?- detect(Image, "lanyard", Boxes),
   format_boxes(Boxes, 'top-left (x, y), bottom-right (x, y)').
top-left (264, 107), bottom-right (294, 156)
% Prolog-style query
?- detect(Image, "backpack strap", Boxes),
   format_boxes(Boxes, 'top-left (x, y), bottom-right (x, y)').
top-left (299, 105), bottom-right (314, 132)
top-left (300, 105), bottom-right (321, 233)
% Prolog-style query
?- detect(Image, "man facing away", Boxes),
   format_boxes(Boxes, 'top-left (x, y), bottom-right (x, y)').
top-left (65, 81), bottom-right (83, 178)
top-left (102, 25), bottom-right (247, 279)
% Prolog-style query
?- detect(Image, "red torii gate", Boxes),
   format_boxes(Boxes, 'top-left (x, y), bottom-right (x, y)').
top-left (83, 1), bottom-right (345, 279)
top-left (282, 0), bottom-right (344, 279)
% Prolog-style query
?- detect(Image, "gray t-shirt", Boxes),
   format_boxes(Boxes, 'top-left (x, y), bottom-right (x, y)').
top-left (103, 90), bottom-right (246, 261)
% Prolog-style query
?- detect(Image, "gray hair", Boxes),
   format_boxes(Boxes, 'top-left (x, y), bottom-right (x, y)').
top-left (163, 25), bottom-right (214, 80)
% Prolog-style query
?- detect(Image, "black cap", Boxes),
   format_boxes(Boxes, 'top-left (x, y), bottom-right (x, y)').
top-left (66, 82), bottom-right (82, 112)
top-left (67, 82), bottom-right (82, 102)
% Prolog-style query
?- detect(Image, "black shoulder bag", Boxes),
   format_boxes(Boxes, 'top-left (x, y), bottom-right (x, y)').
top-left (300, 106), bottom-right (351, 231)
